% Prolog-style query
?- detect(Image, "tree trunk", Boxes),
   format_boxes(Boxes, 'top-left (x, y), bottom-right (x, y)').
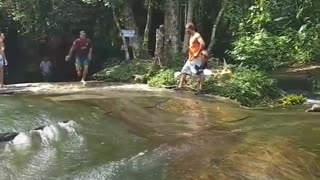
top-left (164, 0), bottom-right (181, 60)
top-left (123, 0), bottom-right (141, 59)
top-left (154, 27), bottom-right (165, 66)
top-left (113, 8), bottom-right (130, 61)
top-left (208, 0), bottom-right (228, 53)
top-left (182, 0), bottom-right (194, 53)
top-left (143, 0), bottom-right (153, 52)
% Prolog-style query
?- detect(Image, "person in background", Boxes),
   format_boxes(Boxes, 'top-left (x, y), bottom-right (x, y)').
top-left (40, 57), bottom-right (52, 82)
top-left (65, 30), bottom-right (93, 85)
top-left (175, 22), bottom-right (206, 94)
top-left (0, 32), bottom-right (8, 87)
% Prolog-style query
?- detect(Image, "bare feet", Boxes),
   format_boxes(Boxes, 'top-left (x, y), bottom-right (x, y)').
top-left (81, 79), bottom-right (86, 86)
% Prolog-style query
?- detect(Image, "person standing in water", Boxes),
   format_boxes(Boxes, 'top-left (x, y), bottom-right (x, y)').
top-left (0, 32), bottom-right (8, 87)
top-left (176, 22), bottom-right (206, 93)
top-left (65, 31), bottom-right (93, 85)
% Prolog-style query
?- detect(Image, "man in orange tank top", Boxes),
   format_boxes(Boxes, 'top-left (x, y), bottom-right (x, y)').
top-left (176, 22), bottom-right (206, 93)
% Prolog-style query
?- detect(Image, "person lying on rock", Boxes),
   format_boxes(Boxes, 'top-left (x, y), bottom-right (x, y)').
top-left (175, 22), bottom-right (206, 94)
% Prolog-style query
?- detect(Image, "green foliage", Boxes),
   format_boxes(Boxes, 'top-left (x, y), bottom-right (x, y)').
top-left (278, 94), bottom-right (307, 106)
top-left (145, 64), bottom-right (161, 80)
top-left (164, 51), bottom-right (185, 71)
top-left (148, 69), bottom-right (176, 87)
top-left (82, 0), bottom-right (123, 8)
top-left (231, 27), bottom-right (320, 70)
top-left (231, 31), bottom-right (293, 70)
top-left (209, 68), bottom-right (280, 106)
top-left (203, 78), bottom-right (225, 96)
top-left (239, 0), bottom-right (271, 33)
top-left (1, 0), bottom-right (96, 34)
top-left (230, 0), bottom-right (320, 68)
top-left (93, 60), bottom-right (153, 82)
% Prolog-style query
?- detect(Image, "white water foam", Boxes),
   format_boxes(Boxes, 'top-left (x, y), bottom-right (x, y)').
top-left (70, 144), bottom-right (191, 180)
top-left (0, 120), bottom-right (87, 180)
top-left (58, 120), bottom-right (84, 147)
top-left (4, 121), bottom-right (80, 150)
top-left (58, 120), bottom-right (77, 133)
top-left (11, 132), bottom-right (32, 149)
top-left (16, 147), bottom-right (57, 180)
top-left (34, 125), bottom-right (60, 145)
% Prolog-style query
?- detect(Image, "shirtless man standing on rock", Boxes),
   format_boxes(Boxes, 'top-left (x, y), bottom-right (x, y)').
top-left (175, 22), bottom-right (206, 94)
top-left (65, 31), bottom-right (93, 85)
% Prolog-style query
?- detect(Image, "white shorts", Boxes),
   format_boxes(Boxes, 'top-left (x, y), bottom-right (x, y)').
top-left (181, 58), bottom-right (203, 76)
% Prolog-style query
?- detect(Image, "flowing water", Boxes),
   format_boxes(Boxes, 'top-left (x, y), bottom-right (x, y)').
top-left (0, 92), bottom-right (320, 180)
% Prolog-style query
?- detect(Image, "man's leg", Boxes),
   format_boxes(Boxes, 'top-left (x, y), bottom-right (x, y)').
top-left (198, 73), bottom-right (205, 90)
top-left (75, 58), bottom-right (83, 78)
top-left (192, 58), bottom-right (205, 94)
top-left (0, 66), bottom-right (3, 87)
top-left (81, 64), bottom-right (89, 85)
top-left (47, 72), bottom-right (52, 82)
top-left (75, 63), bottom-right (82, 78)
top-left (80, 59), bottom-right (89, 85)
top-left (177, 61), bottom-right (191, 89)
top-left (178, 74), bottom-right (187, 88)
top-left (42, 73), bottom-right (46, 82)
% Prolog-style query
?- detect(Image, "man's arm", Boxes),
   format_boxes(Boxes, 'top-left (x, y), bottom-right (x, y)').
top-left (66, 41), bottom-right (76, 61)
top-left (88, 47), bottom-right (93, 60)
top-left (196, 34), bottom-right (206, 50)
top-left (1, 43), bottom-right (7, 63)
top-left (68, 42), bottom-right (76, 57)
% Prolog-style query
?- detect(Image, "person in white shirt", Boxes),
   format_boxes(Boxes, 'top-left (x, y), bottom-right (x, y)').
top-left (40, 57), bottom-right (52, 82)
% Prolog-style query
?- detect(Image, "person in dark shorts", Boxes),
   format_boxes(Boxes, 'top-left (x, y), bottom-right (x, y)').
top-left (195, 50), bottom-right (209, 92)
top-left (65, 31), bottom-right (93, 85)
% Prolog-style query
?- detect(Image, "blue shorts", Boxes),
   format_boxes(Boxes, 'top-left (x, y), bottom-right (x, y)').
top-left (75, 57), bottom-right (89, 66)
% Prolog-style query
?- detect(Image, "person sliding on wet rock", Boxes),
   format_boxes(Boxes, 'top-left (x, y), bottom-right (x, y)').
top-left (65, 31), bottom-right (93, 86)
top-left (175, 22), bottom-right (206, 94)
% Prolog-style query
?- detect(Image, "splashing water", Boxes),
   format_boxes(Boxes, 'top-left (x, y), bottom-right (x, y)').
top-left (11, 132), bottom-right (32, 149)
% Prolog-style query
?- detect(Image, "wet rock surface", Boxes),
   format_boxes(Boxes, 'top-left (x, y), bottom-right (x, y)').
top-left (2, 82), bottom-right (319, 179)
